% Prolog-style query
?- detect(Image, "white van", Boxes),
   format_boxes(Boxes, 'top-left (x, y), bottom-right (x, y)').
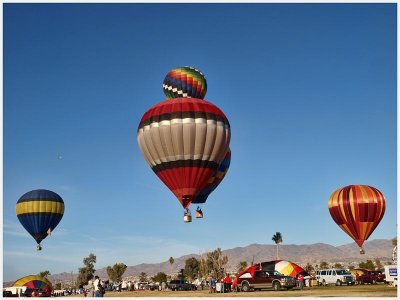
top-left (316, 269), bottom-right (355, 286)
top-left (383, 265), bottom-right (397, 287)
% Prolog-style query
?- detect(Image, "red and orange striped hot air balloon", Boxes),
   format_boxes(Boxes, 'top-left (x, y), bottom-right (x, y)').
top-left (328, 185), bottom-right (386, 254)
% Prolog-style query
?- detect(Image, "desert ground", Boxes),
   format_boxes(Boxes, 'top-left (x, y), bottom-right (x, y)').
top-left (70, 284), bottom-right (397, 297)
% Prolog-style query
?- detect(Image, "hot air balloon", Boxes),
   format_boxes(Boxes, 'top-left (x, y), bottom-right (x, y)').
top-left (137, 97), bottom-right (230, 222)
top-left (163, 66), bottom-right (207, 99)
top-left (16, 189), bottom-right (65, 250)
top-left (13, 275), bottom-right (53, 295)
top-left (328, 185), bottom-right (386, 254)
top-left (192, 148), bottom-right (231, 218)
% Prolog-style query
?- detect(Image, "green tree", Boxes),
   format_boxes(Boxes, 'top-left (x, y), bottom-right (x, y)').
top-left (304, 263), bottom-right (314, 273)
top-left (199, 256), bottom-right (211, 279)
top-left (76, 253), bottom-right (97, 286)
top-left (359, 260), bottom-right (375, 270)
top-left (392, 237), bottom-right (397, 247)
top-left (54, 283), bottom-right (62, 290)
top-left (271, 232), bottom-right (283, 260)
top-left (334, 263), bottom-right (343, 269)
top-left (236, 261), bottom-right (248, 273)
top-left (319, 261), bottom-right (329, 269)
top-left (203, 248), bottom-right (228, 279)
top-left (184, 257), bottom-right (200, 282)
top-left (374, 259), bottom-right (383, 270)
top-left (38, 271), bottom-right (51, 278)
top-left (106, 263), bottom-right (127, 282)
top-left (169, 257), bottom-right (175, 275)
top-left (152, 272), bottom-right (168, 283)
top-left (139, 272), bottom-right (148, 282)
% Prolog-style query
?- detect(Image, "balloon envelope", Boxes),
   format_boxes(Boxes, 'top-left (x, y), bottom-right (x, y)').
top-left (13, 275), bottom-right (53, 294)
top-left (192, 148), bottom-right (231, 204)
top-left (328, 185), bottom-right (386, 248)
top-left (137, 98), bottom-right (230, 209)
top-left (163, 66), bottom-right (207, 99)
top-left (16, 189), bottom-right (65, 245)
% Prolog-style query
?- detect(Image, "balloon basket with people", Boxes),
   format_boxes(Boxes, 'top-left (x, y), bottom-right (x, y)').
top-left (195, 206), bottom-right (203, 218)
top-left (183, 208), bottom-right (192, 223)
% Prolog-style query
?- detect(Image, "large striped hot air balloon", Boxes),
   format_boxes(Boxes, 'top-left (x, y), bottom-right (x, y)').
top-left (192, 148), bottom-right (231, 218)
top-left (13, 275), bottom-right (53, 295)
top-left (163, 66), bottom-right (207, 99)
top-left (137, 97), bottom-right (230, 222)
top-left (328, 185), bottom-right (386, 254)
top-left (16, 189), bottom-right (65, 250)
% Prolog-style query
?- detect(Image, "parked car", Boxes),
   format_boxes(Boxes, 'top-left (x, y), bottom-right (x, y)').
top-left (358, 271), bottom-right (378, 285)
top-left (167, 280), bottom-right (196, 291)
top-left (236, 269), bottom-right (296, 291)
top-left (144, 283), bottom-right (158, 291)
top-left (316, 269), bottom-right (355, 286)
top-left (373, 271), bottom-right (386, 283)
top-left (3, 290), bottom-right (18, 297)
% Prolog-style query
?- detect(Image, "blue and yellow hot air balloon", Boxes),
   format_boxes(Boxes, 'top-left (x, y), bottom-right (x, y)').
top-left (16, 189), bottom-right (65, 250)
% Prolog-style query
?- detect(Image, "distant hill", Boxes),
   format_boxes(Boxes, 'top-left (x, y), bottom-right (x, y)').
top-left (3, 239), bottom-right (394, 286)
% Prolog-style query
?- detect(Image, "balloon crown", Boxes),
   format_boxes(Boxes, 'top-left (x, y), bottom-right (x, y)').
top-left (162, 66), bottom-right (207, 99)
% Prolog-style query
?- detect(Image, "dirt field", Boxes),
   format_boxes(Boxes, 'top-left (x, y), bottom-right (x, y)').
top-left (87, 284), bottom-right (397, 297)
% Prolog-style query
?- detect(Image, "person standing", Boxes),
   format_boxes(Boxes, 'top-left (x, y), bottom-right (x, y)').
top-left (93, 276), bottom-right (102, 297)
top-left (298, 274), bottom-right (305, 290)
top-left (224, 274), bottom-right (232, 292)
top-left (355, 272), bottom-right (360, 285)
top-left (87, 280), bottom-right (94, 297)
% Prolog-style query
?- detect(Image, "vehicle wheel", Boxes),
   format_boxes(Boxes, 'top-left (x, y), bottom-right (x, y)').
top-left (336, 280), bottom-right (342, 286)
top-left (273, 282), bottom-right (281, 291)
top-left (372, 280), bottom-right (376, 285)
top-left (241, 282), bottom-right (250, 292)
top-left (322, 279), bottom-right (327, 286)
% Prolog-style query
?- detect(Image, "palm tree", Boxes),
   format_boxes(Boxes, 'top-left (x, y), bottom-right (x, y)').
top-left (38, 271), bottom-right (51, 278)
top-left (169, 257), bottom-right (174, 276)
top-left (271, 232), bottom-right (283, 260)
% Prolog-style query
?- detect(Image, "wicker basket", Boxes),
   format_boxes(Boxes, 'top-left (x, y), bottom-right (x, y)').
top-left (183, 214), bottom-right (192, 223)
top-left (195, 210), bottom-right (203, 218)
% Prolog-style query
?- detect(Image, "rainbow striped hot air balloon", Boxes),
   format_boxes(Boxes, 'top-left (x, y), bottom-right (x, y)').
top-left (163, 66), bottom-right (207, 99)
top-left (328, 185), bottom-right (386, 254)
top-left (13, 275), bottom-right (53, 295)
top-left (16, 189), bottom-right (65, 250)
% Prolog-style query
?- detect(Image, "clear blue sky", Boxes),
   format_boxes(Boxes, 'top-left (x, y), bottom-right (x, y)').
top-left (3, 3), bottom-right (397, 282)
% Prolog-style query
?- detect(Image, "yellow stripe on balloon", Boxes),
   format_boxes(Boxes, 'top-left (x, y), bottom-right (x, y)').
top-left (360, 221), bottom-right (374, 240)
top-left (349, 188), bottom-right (357, 221)
top-left (338, 189), bottom-right (347, 223)
top-left (340, 224), bottom-right (357, 241)
top-left (16, 201), bottom-right (64, 215)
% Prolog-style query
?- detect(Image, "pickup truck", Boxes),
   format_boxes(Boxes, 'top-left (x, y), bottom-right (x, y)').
top-left (236, 270), bottom-right (296, 291)
top-left (357, 271), bottom-right (378, 285)
top-left (167, 280), bottom-right (197, 291)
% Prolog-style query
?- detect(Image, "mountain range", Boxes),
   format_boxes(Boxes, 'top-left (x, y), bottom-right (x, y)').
top-left (4, 239), bottom-right (394, 286)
